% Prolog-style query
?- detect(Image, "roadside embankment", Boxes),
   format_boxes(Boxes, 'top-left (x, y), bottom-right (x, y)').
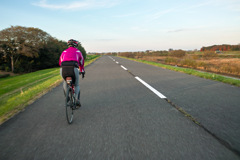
top-left (0, 55), bottom-right (100, 124)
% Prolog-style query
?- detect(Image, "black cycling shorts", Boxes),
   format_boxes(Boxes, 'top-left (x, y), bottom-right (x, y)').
top-left (61, 61), bottom-right (79, 84)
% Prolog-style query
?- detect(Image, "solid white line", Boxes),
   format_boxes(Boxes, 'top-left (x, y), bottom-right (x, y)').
top-left (135, 77), bottom-right (167, 99)
top-left (121, 65), bottom-right (128, 70)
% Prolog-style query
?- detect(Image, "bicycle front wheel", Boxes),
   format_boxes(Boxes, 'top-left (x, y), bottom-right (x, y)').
top-left (65, 86), bottom-right (74, 124)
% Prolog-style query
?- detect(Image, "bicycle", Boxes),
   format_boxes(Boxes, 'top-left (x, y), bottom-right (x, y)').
top-left (65, 76), bottom-right (76, 124)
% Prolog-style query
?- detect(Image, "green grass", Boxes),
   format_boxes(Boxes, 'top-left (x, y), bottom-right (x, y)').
top-left (120, 57), bottom-right (240, 87)
top-left (0, 68), bottom-right (59, 96)
top-left (86, 54), bottom-right (100, 61)
top-left (0, 75), bottom-right (62, 122)
top-left (0, 55), bottom-right (100, 124)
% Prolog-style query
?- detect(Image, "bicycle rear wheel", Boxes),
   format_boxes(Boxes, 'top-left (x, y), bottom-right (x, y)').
top-left (66, 86), bottom-right (74, 124)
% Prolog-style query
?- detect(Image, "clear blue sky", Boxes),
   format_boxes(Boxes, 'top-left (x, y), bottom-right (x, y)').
top-left (1, 0), bottom-right (240, 52)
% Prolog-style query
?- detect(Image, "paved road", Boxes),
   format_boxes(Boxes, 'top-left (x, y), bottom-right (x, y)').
top-left (113, 56), bottom-right (240, 154)
top-left (0, 56), bottom-right (239, 159)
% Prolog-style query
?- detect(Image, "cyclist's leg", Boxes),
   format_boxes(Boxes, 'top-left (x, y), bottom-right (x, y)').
top-left (74, 67), bottom-right (80, 101)
top-left (63, 81), bottom-right (68, 96)
top-left (60, 67), bottom-right (67, 96)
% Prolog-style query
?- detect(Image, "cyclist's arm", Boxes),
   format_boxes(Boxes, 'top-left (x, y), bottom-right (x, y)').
top-left (78, 52), bottom-right (85, 72)
top-left (59, 53), bottom-right (63, 66)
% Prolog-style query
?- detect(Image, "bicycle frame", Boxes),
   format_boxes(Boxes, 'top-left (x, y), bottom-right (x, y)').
top-left (66, 77), bottom-right (75, 94)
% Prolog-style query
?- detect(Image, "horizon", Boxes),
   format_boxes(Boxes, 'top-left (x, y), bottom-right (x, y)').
top-left (88, 44), bottom-right (240, 53)
top-left (1, 0), bottom-right (240, 52)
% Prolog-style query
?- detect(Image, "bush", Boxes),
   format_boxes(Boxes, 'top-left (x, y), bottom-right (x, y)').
top-left (152, 51), bottom-right (169, 56)
top-left (169, 50), bottom-right (186, 58)
top-left (218, 63), bottom-right (240, 75)
top-left (180, 58), bottom-right (197, 68)
top-left (119, 52), bottom-right (135, 58)
top-left (203, 51), bottom-right (218, 59)
top-left (165, 57), bottom-right (178, 64)
top-left (198, 61), bottom-right (208, 70)
top-left (4, 66), bottom-right (10, 72)
top-left (0, 65), bottom-right (4, 70)
top-left (0, 74), bottom-right (10, 78)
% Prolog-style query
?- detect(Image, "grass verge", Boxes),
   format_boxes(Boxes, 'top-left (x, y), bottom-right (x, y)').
top-left (120, 57), bottom-right (240, 87)
top-left (0, 55), bottom-right (100, 124)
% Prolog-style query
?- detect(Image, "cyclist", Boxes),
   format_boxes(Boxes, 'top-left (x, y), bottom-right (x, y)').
top-left (59, 39), bottom-right (85, 108)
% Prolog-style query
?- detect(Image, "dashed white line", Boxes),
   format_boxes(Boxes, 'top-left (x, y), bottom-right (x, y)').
top-left (121, 65), bottom-right (128, 70)
top-left (109, 56), bottom-right (115, 61)
top-left (109, 56), bottom-right (166, 99)
top-left (135, 77), bottom-right (167, 99)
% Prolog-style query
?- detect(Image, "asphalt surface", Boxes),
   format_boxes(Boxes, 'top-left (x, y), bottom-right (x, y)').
top-left (0, 56), bottom-right (239, 160)
top-left (113, 56), bottom-right (240, 154)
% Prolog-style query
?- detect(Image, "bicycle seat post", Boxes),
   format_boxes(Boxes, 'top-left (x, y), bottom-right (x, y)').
top-left (66, 77), bottom-right (72, 86)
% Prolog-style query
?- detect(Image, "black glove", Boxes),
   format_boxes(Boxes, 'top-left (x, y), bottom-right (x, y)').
top-left (81, 71), bottom-right (85, 78)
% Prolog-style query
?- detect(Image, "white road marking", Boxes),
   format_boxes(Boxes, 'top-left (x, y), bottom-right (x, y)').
top-left (108, 56), bottom-right (115, 61)
top-left (109, 56), bottom-right (166, 99)
top-left (121, 65), bottom-right (128, 70)
top-left (135, 77), bottom-right (167, 99)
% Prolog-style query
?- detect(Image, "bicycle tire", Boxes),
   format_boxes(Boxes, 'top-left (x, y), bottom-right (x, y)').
top-left (66, 86), bottom-right (74, 124)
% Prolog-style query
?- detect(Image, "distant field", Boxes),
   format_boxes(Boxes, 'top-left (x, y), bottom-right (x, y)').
top-left (120, 57), bottom-right (240, 87)
top-left (118, 50), bottom-right (240, 87)
top-left (134, 51), bottom-right (240, 78)
top-left (0, 55), bottom-right (100, 124)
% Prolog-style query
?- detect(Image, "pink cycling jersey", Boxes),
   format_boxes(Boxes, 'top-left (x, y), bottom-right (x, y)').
top-left (59, 47), bottom-right (85, 72)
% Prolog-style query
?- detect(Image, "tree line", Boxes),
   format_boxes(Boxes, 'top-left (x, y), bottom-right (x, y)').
top-left (0, 26), bottom-right (86, 73)
top-left (117, 50), bottom-right (186, 58)
top-left (200, 44), bottom-right (240, 52)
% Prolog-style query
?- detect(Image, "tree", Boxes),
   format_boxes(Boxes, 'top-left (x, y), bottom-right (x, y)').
top-left (0, 26), bottom-right (51, 72)
top-left (200, 44), bottom-right (238, 52)
top-left (77, 42), bottom-right (86, 59)
top-left (0, 26), bottom-right (87, 73)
